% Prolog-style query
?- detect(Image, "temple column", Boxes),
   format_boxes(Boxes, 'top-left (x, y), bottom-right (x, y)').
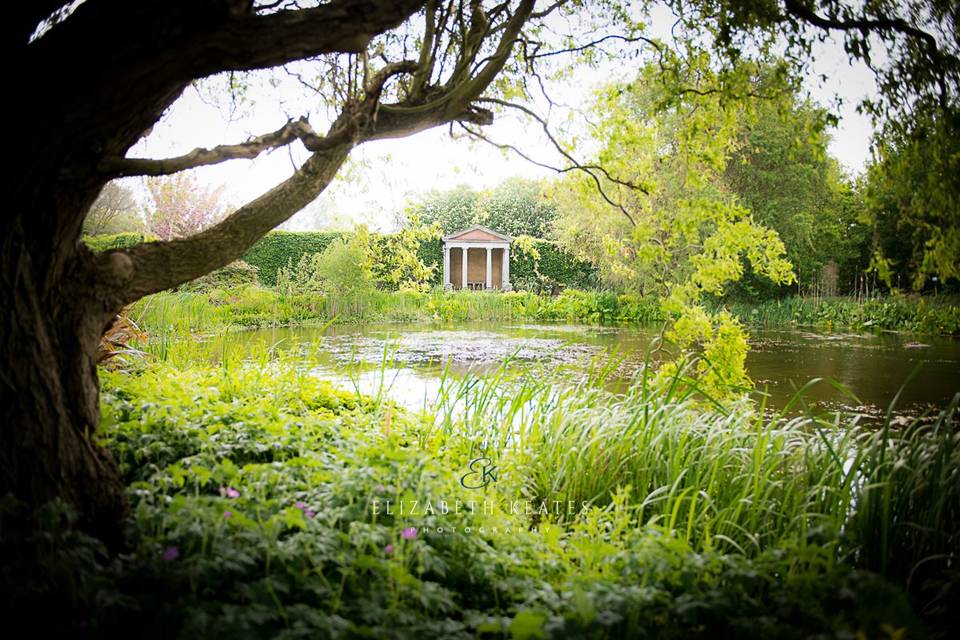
top-left (461, 245), bottom-right (468, 290)
top-left (443, 245), bottom-right (450, 288)
top-left (485, 247), bottom-right (492, 289)
top-left (502, 246), bottom-right (511, 290)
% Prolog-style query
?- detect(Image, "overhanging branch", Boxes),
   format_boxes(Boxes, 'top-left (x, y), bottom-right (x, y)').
top-left (782, 0), bottom-right (943, 53)
top-left (108, 142), bottom-right (354, 304)
top-left (456, 122), bottom-right (637, 226)
top-left (478, 97), bottom-right (650, 194)
top-left (94, 0), bottom-right (538, 305)
top-left (782, 0), bottom-right (954, 105)
top-left (98, 118), bottom-right (326, 178)
top-left (99, 59), bottom-right (423, 179)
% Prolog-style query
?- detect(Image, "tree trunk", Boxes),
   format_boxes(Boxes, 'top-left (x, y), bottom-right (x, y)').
top-left (0, 226), bottom-right (126, 545)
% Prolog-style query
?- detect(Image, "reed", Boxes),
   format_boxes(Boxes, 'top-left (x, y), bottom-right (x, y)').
top-left (429, 352), bottom-right (960, 618)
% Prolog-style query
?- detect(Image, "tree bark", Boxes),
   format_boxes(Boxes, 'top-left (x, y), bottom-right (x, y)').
top-left (2, 0), bottom-right (429, 539)
top-left (2, 0), bottom-right (534, 542)
top-left (0, 224), bottom-right (126, 544)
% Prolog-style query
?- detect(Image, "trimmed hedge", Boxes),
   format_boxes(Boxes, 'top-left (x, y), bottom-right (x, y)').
top-left (85, 230), bottom-right (598, 293)
top-left (82, 232), bottom-right (153, 252)
top-left (512, 239), bottom-right (597, 292)
top-left (418, 237), bottom-right (596, 291)
top-left (242, 231), bottom-right (348, 286)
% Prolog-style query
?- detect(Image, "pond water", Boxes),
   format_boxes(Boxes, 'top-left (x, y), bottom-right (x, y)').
top-left (212, 321), bottom-right (960, 417)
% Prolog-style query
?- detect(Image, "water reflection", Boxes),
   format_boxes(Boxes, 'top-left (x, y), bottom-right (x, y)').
top-left (200, 321), bottom-right (960, 415)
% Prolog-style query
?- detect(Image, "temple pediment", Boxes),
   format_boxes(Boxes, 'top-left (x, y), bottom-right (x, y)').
top-left (442, 226), bottom-right (513, 243)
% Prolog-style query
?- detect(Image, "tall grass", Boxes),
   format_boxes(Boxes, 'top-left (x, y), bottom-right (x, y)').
top-left (429, 354), bottom-right (959, 616)
top-left (848, 393), bottom-right (960, 619)
top-left (432, 359), bottom-right (862, 555)
top-left (130, 286), bottom-right (667, 337)
top-left (726, 295), bottom-right (960, 335)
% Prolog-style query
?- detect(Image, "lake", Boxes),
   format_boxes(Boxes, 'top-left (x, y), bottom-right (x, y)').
top-left (209, 321), bottom-right (960, 417)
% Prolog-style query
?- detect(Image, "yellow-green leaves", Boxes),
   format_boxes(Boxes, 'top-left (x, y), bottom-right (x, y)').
top-left (552, 63), bottom-right (799, 398)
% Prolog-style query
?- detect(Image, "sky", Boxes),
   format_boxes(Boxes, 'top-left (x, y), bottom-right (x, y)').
top-left (125, 4), bottom-right (881, 232)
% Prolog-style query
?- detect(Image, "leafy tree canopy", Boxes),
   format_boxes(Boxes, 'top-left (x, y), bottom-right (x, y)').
top-left (405, 177), bottom-right (557, 237)
top-left (864, 107), bottom-right (960, 291)
top-left (722, 76), bottom-right (869, 298)
top-left (552, 61), bottom-right (797, 394)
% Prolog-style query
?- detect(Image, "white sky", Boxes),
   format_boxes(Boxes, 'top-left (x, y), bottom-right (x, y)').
top-left (126, 4), bottom-right (880, 232)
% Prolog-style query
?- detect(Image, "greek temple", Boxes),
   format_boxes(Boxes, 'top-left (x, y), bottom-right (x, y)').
top-left (442, 226), bottom-right (513, 291)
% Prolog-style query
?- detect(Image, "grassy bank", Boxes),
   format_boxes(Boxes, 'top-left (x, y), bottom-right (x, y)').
top-left (130, 287), bottom-right (666, 335)
top-left (725, 295), bottom-right (960, 335)
top-left (2, 350), bottom-right (957, 637)
top-left (131, 285), bottom-right (960, 337)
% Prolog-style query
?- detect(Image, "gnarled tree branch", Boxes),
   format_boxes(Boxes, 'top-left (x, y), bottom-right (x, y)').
top-left (98, 118), bottom-right (326, 178)
top-left (102, 0), bottom-right (534, 304)
top-left (110, 141), bottom-right (354, 304)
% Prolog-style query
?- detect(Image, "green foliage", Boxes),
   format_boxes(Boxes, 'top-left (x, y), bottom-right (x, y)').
top-left (9, 354), bottom-right (956, 636)
top-left (178, 260), bottom-right (259, 292)
top-left (82, 232), bottom-right (153, 252)
top-left (727, 295), bottom-right (960, 335)
top-left (510, 238), bottom-right (597, 293)
top-left (417, 238), bottom-right (444, 284)
top-left (243, 230), bottom-right (348, 286)
top-left (369, 217), bottom-right (442, 291)
top-left (248, 225), bottom-right (442, 292)
top-left (130, 287), bottom-right (671, 336)
top-left (552, 62), bottom-right (795, 394)
top-left (479, 177), bottom-right (558, 238)
top-left (848, 397), bottom-right (960, 626)
top-left (407, 178), bottom-right (557, 238)
top-left (131, 285), bottom-right (960, 340)
top-left (723, 82), bottom-right (870, 299)
top-left (864, 108), bottom-right (960, 291)
top-left (276, 231), bottom-right (374, 298)
top-left (405, 183), bottom-right (481, 235)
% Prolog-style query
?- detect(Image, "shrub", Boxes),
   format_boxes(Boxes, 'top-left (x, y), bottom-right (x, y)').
top-left (178, 260), bottom-right (259, 291)
top-left (82, 232), bottom-right (153, 252)
top-left (276, 233), bottom-right (374, 297)
top-left (243, 230), bottom-right (348, 286)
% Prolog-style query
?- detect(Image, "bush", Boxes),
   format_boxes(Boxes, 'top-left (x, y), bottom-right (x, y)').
top-left (243, 230), bottom-right (348, 286)
top-left (178, 260), bottom-right (259, 291)
top-left (276, 234), bottom-right (374, 297)
top-left (83, 232), bottom-right (153, 252)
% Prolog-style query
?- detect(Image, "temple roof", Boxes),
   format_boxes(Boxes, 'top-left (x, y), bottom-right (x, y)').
top-left (442, 225), bottom-right (513, 243)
